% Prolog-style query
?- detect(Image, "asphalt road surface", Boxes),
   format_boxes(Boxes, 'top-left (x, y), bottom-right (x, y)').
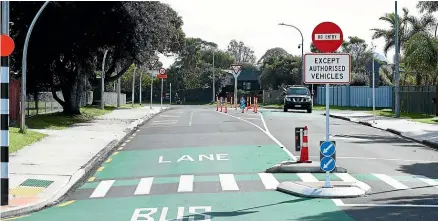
top-left (11, 106), bottom-right (438, 221)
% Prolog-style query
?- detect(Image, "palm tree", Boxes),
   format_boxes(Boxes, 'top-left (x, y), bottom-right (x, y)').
top-left (417, 1), bottom-right (438, 13)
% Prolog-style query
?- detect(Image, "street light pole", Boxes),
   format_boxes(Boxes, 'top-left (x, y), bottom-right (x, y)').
top-left (394, 1), bottom-right (400, 118)
top-left (212, 49), bottom-right (215, 102)
top-left (101, 50), bottom-right (108, 110)
top-left (132, 65), bottom-right (136, 107)
top-left (372, 42), bottom-right (376, 124)
top-left (20, 1), bottom-right (50, 132)
top-left (278, 23), bottom-right (304, 86)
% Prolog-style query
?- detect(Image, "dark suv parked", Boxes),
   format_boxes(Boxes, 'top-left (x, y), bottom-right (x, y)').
top-left (283, 86), bottom-right (312, 113)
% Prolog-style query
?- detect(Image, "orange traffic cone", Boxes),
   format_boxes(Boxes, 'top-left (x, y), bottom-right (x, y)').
top-left (298, 126), bottom-right (311, 163)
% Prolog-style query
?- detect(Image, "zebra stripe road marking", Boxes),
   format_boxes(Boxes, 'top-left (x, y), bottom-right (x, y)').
top-left (177, 175), bottom-right (194, 192)
top-left (297, 173), bottom-right (318, 182)
top-left (219, 174), bottom-right (239, 191)
top-left (134, 177), bottom-right (154, 195)
top-left (258, 173), bottom-right (279, 190)
top-left (90, 180), bottom-right (115, 198)
top-left (373, 174), bottom-right (409, 190)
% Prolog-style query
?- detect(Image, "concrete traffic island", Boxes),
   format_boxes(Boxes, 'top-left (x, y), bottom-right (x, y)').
top-left (265, 160), bottom-right (347, 173)
top-left (277, 181), bottom-right (371, 198)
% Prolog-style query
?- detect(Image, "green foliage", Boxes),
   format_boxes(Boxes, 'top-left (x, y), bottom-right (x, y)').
top-left (340, 36), bottom-right (374, 74)
top-left (259, 55), bottom-right (301, 90)
top-left (227, 40), bottom-right (256, 64)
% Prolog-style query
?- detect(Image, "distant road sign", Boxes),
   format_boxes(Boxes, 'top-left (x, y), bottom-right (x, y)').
top-left (159, 68), bottom-right (166, 75)
top-left (230, 64), bottom-right (242, 78)
top-left (320, 141), bottom-right (335, 157)
top-left (157, 74), bottom-right (167, 79)
top-left (304, 53), bottom-right (351, 84)
top-left (1, 35), bottom-right (15, 56)
top-left (311, 22), bottom-right (343, 53)
top-left (320, 156), bottom-right (336, 172)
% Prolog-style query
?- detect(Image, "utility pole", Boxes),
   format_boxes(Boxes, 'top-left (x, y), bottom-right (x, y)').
top-left (394, 1), bottom-right (400, 118)
top-left (372, 42), bottom-right (376, 123)
top-left (169, 83), bottom-right (172, 105)
top-left (20, 1), bottom-right (50, 131)
top-left (1, 1), bottom-right (10, 206)
top-left (212, 49), bottom-right (215, 102)
top-left (101, 50), bottom-right (108, 110)
top-left (132, 65), bottom-right (136, 107)
top-left (117, 74), bottom-right (121, 108)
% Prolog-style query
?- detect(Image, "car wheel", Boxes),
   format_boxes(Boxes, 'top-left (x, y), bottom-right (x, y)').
top-left (307, 108), bottom-right (312, 113)
top-left (283, 106), bottom-right (288, 112)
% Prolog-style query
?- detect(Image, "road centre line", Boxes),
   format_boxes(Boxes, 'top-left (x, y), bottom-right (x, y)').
top-left (189, 111), bottom-right (194, 126)
top-left (214, 111), bottom-right (297, 161)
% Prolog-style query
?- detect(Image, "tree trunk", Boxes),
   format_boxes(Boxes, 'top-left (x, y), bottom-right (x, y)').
top-left (61, 66), bottom-right (86, 115)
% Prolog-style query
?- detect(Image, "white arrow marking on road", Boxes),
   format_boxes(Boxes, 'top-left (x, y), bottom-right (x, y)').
top-left (323, 143), bottom-right (334, 154)
top-left (323, 159), bottom-right (334, 169)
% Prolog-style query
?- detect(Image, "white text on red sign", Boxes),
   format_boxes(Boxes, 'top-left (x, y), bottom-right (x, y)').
top-left (314, 34), bottom-right (341, 41)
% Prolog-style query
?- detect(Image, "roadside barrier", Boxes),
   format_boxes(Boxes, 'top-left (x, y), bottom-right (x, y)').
top-left (225, 98), bottom-right (228, 113)
top-left (216, 96), bottom-right (219, 111)
top-left (253, 97), bottom-right (258, 113)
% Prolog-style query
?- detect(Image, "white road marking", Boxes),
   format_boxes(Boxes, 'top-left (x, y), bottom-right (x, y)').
top-left (373, 174), bottom-right (409, 190)
top-left (134, 177), bottom-right (154, 195)
top-left (240, 117), bottom-right (262, 120)
top-left (160, 115), bottom-right (180, 118)
top-left (153, 120), bottom-right (178, 123)
top-left (332, 199), bottom-right (345, 206)
top-left (177, 175), bottom-right (194, 192)
top-left (216, 111), bottom-right (297, 160)
top-left (258, 173), bottom-right (279, 189)
top-left (310, 156), bottom-right (438, 163)
top-left (334, 173), bottom-right (370, 191)
top-left (297, 173), bottom-right (319, 182)
top-left (219, 174), bottom-right (239, 191)
top-left (337, 203), bottom-right (438, 208)
top-left (417, 177), bottom-right (438, 188)
top-left (189, 112), bottom-right (194, 126)
top-left (90, 180), bottom-right (115, 198)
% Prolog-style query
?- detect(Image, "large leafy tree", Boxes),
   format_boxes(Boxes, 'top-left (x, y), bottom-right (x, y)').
top-left (257, 47), bottom-right (289, 64)
top-left (227, 40), bottom-right (256, 64)
top-left (10, 2), bottom-right (184, 114)
top-left (259, 55), bottom-right (301, 90)
top-left (417, 1), bottom-right (438, 13)
top-left (340, 36), bottom-right (373, 74)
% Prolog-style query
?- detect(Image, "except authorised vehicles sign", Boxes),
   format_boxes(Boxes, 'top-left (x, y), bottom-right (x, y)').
top-left (303, 53), bottom-right (351, 84)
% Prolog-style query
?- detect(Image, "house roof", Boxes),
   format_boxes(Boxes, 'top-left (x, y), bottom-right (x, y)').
top-left (220, 69), bottom-right (260, 81)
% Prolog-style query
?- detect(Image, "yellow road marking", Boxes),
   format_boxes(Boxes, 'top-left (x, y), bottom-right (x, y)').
top-left (58, 200), bottom-right (75, 207)
top-left (105, 158), bottom-right (112, 163)
top-left (112, 151), bottom-right (119, 156)
top-left (88, 177), bottom-right (96, 182)
top-left (3, 215), bottom-right (29, 220)
top-left (97, 167), bottom-right (104, 172)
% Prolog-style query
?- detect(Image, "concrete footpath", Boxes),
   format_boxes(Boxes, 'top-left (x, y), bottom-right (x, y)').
top-left (0, 106), bottom-right (168, 218)
top-left (326, 111), bottom-right (438, 150)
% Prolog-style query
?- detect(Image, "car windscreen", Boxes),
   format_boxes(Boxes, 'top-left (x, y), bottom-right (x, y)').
top-left (287, 88), bottom-right (309, 95)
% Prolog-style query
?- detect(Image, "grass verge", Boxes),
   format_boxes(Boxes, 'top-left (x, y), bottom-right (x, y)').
top-left (373, 110), bottom-right (438, 124)
top-left (26, 106), bottom-right (116, 130)
top-left (9, 127), bottom-right (47, 153)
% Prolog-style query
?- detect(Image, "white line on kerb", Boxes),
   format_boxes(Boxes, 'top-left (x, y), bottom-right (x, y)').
top-left (189, 112), bottom-right (194, 126)
top-left (214, 110), bottom-right (297, 161)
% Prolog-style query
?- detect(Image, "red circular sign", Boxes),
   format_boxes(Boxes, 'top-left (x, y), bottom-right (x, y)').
top-left (311, 22), bottom-right (343, 53)
top-left (159, 68), bottom-right (166, 74)
top-left (1, 35), bottom-right (15, 56)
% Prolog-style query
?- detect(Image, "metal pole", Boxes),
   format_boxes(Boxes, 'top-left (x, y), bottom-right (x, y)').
top-left (132, 65), bottom-right (136, 107)
top-left (212, 49), bottom-right (215, 102)
top-left (323, 83), bottom-right (332, 188)
top-left (117, 77), bottom-right (121, 107)
top-left (20, 1), bottom-right (50, 132)
top-left (394, 1), bottom-right (400, 118)
top-left (150, 75), bottom-right (153, 109)
top-left (160, 78), bottom-right (163, 109)
top-left (279, 23), bottom-right (304, 85)
top-left (139, 69), bottom-right (142, 106)
top-left (234, 77), bottom-right (238, 108)
top-left (372, 43), bottom-right (376, 123)
top-left (1, 1), bottom-right (10, 206)
top-left (101, 50), bottom-right (108, 110)
top-left (169, 83), bottom-right (172, 105)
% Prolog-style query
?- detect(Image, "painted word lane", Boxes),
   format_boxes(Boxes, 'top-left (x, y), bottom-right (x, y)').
top-left (159, 153), bottom-right (229, 163)
top-left (304, 53), bottom-right (351, 84)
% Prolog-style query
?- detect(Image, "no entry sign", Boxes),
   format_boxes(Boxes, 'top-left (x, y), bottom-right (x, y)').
top-left (312, 22), bottom-right (343, 53)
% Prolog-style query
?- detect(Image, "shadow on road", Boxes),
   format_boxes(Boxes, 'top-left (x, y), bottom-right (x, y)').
top-left (171, 198), bottom-right (310, 221)
top-left (398, 162), bottom-right (438, 179)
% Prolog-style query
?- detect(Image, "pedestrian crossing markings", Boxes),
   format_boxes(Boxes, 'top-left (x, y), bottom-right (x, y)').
top-left (85, 173), bottom-right (438, 198)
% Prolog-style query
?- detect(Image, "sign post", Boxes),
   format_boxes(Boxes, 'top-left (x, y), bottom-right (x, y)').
top-left (305, 21), bottom-right (350, 188)
top-left (157, 68), bottom-right (167, 109)
top-left (230, 64), bottom-right (242, 108)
